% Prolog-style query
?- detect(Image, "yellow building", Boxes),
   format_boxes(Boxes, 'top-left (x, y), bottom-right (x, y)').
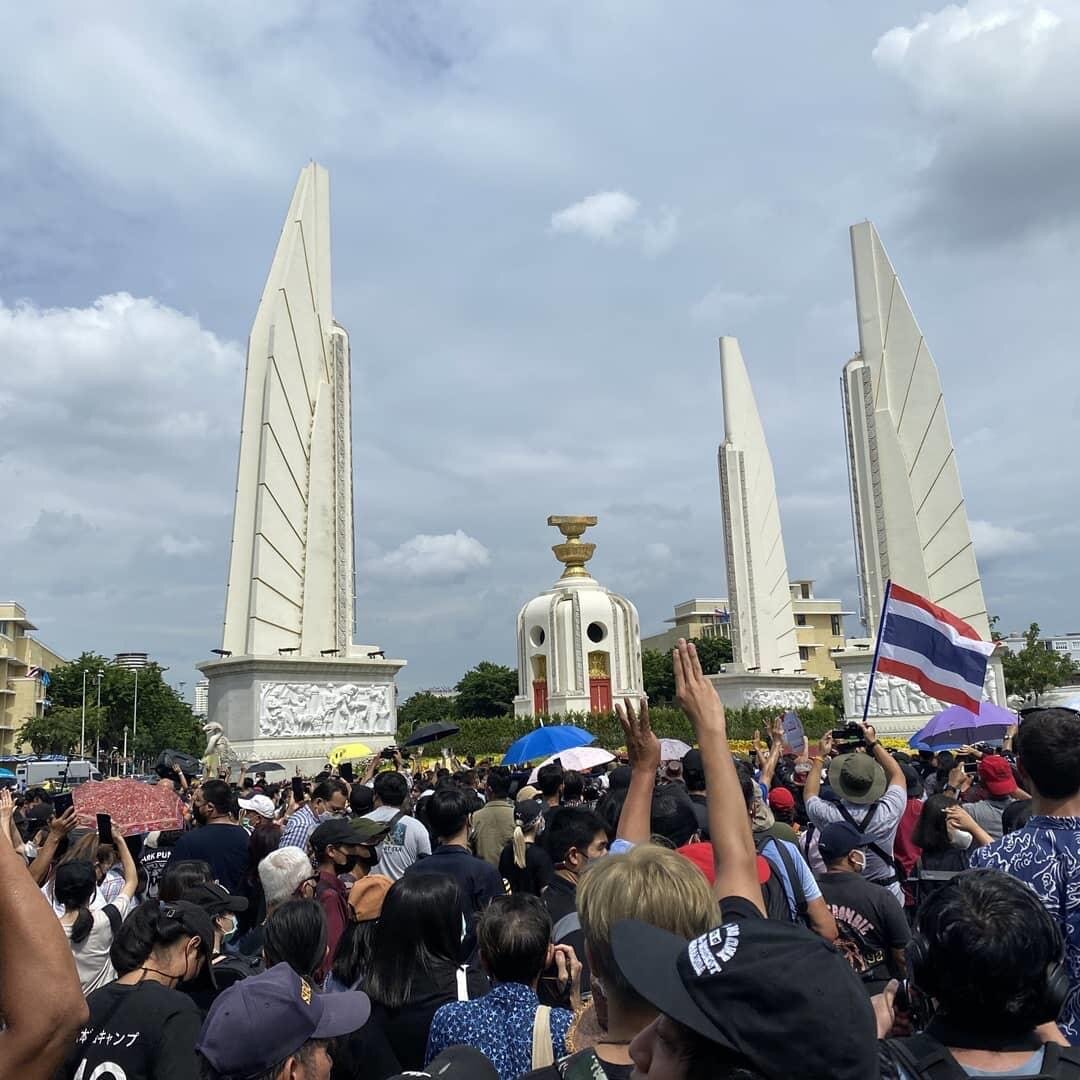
top-left (789, 580), bottom-right (850, 680)
top-left (641, 598), bottom-right (732, 654)
top-left (644, 584), bottom-right (850, 681)
top-left (0, 603), bottom-right (66, 757)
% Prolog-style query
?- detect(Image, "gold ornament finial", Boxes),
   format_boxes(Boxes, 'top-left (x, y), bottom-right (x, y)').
top-left (547, 515), bottom-right (598, 579)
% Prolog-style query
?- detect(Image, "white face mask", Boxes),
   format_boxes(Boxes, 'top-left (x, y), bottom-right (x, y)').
top-left (950, 828), bottom-right (974, 850)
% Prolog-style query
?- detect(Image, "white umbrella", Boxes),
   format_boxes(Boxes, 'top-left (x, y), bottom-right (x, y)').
top-left (659, 738), bottom-right (692, 762)
top-left (528, 745), bottom-right (615, 782)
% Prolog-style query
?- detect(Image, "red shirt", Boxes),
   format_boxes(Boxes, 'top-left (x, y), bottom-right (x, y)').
top-left (315, 869), bottom-right (351, 978)
top-left (894, 798), bottom-right (923, 906)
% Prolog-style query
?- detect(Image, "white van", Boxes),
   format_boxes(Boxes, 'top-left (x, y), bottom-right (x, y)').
top-left (16, 759), bottom-right (102, 791)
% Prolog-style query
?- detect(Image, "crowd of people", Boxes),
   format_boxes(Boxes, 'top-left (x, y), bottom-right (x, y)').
top-left (5, 640), bottom-right (1080, 1079)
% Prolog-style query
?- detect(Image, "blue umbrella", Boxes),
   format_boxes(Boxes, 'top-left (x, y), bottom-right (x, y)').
top-left (502, 725), bottom-right (595, 765)
top-left (910, 701), bottom-right (1017, 751)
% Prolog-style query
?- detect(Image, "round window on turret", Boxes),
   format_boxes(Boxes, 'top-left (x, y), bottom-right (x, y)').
top-left (530, 625), bottom-right (546, 647)
top-left (586, 621), bottom-right (607, 643)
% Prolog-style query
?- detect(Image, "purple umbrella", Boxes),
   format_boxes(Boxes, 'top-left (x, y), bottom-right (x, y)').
top-left (910, 701), bottom-right (1017, 750)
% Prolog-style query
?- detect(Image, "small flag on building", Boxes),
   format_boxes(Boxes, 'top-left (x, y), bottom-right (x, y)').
top-left (868, 582), bottom-right (995, 714)
top-left (25, 666), bottom-right (41, 681)
top-left (714, 609), bottom-right (731, 624)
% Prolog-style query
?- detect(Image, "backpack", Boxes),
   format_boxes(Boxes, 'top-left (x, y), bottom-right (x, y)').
top-left (754, 833), bottom-right (809, 925)
top-left (882, 1034), bottom-right (1080, 1079)
top-left (806, 800), bottom-right (906, 886)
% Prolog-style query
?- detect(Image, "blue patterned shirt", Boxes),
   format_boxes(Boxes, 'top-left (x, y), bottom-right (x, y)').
top-left (970, 815), bottom-right (1080, 1043)
top-left (426, 981), bottom-right (571, 1080)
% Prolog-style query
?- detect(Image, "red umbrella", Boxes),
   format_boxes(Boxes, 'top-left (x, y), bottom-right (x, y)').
top-left (73, 779), bottom-right (185, 837)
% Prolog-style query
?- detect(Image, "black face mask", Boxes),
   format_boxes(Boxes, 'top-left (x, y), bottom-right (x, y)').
top-left (192, 803), bottom-right (208, 825)
top-left (335, 852), bottom-right (360, 874)
top-left (354, 846), bottom-right (378, 869)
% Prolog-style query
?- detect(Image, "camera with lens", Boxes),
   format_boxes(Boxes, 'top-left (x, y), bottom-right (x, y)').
top-left (380, 745), bottom-right (400, 760)
top-left (830, 721), bottom-right (865, 753)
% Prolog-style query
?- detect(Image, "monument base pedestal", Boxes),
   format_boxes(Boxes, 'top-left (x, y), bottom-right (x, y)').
top-left (833, 648), bottom-right (1007, 740)
top-left (707, 671), bottom-right (818, 712)
top-left (198, 653), bottom-right (405, 775)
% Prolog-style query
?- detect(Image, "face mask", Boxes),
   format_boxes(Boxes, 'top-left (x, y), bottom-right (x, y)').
top-left (950, 828), bottom-right (974, 850)
top-left (219, 916), bottom-right (239, 943)
top-left (850, 850), bottom-right (867, 874)
top-left (354, 847), bottom-right (378, 869)
top-left (335, 852), bottom-right (360, 874)
top-left (192, 803), bottom-right (208, 825)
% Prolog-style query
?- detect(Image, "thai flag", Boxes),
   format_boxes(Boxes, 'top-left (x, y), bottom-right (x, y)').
top-left (714, 609), bottom-right (731, 624)
top-left (872, 582), bottom-right (995, 714)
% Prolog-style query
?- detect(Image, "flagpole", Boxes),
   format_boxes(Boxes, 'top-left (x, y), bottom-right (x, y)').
top-left (861, 580), bottom-right (893, 725)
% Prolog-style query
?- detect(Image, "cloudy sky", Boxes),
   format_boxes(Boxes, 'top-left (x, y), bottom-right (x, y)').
top-left (3, 1), bottom-right (1078, 701)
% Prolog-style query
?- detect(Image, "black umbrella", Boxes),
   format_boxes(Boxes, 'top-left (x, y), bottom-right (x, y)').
top-left (245, 761), bottom-right (286, 773)
top-left (155, 749), bottom-right (203, 780)
top-left (402, 721), bottom-right (460, 748)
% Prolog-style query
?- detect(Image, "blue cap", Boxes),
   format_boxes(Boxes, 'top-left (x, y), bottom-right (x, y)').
top-left (817, 821), bottom-right (872, 862)
top-left (196, 963), bottom-right (370, 1078)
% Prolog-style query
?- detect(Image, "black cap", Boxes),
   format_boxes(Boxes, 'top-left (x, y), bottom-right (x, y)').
top-left (159, 900), bottom-right (217, 961)
top-left (611, 916), bottom-right (877, 1079)
top-left (182, 882), bottom-right (249, 916)
top-left (901, 764), bottom-right (924, 799)
top-left (310, 817), bottom-right (358, 851)
top-left (387, 1046), bottom-right (498, 1080)
top-left (817, 821), bottom-right (872, 863)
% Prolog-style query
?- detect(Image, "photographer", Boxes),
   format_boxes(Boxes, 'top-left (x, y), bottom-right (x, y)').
top-left (805, 721), bottom-right (908, 901)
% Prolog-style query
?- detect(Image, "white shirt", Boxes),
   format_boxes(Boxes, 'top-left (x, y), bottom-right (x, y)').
top-left (62, 893), bottom-right (133, 994)
top-left (364, 805), bottom-right (431, 881)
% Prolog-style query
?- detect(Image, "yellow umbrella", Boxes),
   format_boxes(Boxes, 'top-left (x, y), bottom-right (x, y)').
top-left (327, 742), bottom-right (373, 766)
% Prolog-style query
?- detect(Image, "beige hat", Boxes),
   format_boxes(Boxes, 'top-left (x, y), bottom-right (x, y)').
top-left (348, 874), bottom-right (393, 922)
top-left (516, 784), bottom-right (540, 803)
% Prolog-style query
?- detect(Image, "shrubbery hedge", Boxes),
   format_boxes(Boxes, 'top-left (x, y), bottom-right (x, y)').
top-left (412, 704), bottom-right (840, 759)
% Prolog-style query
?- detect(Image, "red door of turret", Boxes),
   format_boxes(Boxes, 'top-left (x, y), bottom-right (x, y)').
top-left (589, 677), bottom-right (612, 713)
top-left (533, 680), bottom-right (548, 714)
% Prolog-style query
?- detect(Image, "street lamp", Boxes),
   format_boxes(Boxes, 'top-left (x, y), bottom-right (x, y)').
top-left (95, 670), bottom-right (104, 771)
top-left (80, 670), bottom-right (87, 760)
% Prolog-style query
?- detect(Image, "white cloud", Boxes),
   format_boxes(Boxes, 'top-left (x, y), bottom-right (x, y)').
top-left (872, 0), bottom-right (1080, 239)
top-left (550, 190), bottom-right (640, 241)
top-left (970, 519), bottom-right (1038, 559)
top-left (550, 190), bottom-right (679, 253)
top-left (645, 542), bottom-right (672, 562)
top-left (160, 534), bottom-right (210, 557)
top-left (365, 530), bottom-right (491, 582)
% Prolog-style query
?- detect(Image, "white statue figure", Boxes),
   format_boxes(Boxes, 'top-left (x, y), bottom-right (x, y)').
top-left (202, 720), bottom-right (238, 773)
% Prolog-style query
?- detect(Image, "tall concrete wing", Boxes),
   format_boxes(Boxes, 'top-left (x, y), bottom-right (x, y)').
top-left (221, 163), bottom-right (354, 658)
top-left (717, 337), bottom-right (801, 673)
top-left (843, 222), bottom-right (989, 639)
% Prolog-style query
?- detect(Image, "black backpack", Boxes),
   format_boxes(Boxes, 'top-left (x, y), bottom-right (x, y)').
top-left (882, 1034), bottom-right (1080, 1079)
top-left (754, 833), bottom-right (809, 925)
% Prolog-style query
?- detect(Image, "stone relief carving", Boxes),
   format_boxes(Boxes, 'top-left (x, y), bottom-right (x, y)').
top-left (259, 682), bottom-right (394, 738)
top-left (843, 664), bottom-right (1000, 718)
top-left (745, 688), bottom-right (814, 710)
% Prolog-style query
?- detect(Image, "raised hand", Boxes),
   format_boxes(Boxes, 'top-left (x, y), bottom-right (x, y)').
top-left (615, 697), bottom-right (660, 775)
top-left (673, 639), bottom-right (724, 734)
top-left (49, 808), bottom-right (78, 838)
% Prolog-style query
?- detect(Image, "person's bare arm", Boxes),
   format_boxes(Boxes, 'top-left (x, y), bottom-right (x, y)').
top-left (803, 732), bottom-right (832, 801)
top-left (805, 895), bottom-right (838, 942)
top-left (863, 726), bottom-right (904, 790)
top-left (674, 640), bottom-right (764, 912)
top-left (945, 805), bottom-right (992, 849)
top-left (760, 718), bottom-right (784, 789)
top-left (0, 789), bottom-right (88, 1077)
top-left (28, 808), bottom-right (77, 886)
top-left (614, 698), bottom-right (660, 845)
top-left (116, 831), bottom-right (140, 900)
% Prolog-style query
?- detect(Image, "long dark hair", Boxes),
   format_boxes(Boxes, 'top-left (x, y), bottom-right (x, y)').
top-left (365, 875), bottom-right (463, 1009)
top-left (331, 919), bottom-right (379, 990)
top-left (912, 793), bottom-right (958, 854)
top-left (245, 822), bottom-right (280, 884)
top-left (55, 860), bottom-right (97, 945)
top-left (110, 899), bottom-right (197, 976)
top-left (263, 899), bottom-right (327, 981)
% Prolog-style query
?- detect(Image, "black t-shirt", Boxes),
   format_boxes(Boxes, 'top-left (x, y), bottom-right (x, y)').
top-left (329, 1012), bottom-right (402, 1080)
top-left (62, 980), bottom-right (203, 1080)
top-left (688, 792), bottom-right (710, 840)
top-left (523, 1047), bottom-right (633, 1080)
top-left (500, 840), bottom-right (555, 896)
top-left (818, 870), bottom-right (910, 985)
top-left (166, 823), bottom-right (250, 892)
top-left (539, 876), bottom-right (587, 1009)
top-left (139, 846), bottom-right (175, 900)
top-left (370, 962), bottom-right (490, 1069)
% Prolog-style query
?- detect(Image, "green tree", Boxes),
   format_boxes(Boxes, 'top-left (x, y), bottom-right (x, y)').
top-left (16, 706), bottom-right (86, 755)
top-left (1003, 623), bottom-right (1078, 702)
top-left (454, 662), bottom-right (518, 719)
top-left (641, 649), bottom-right (676, 704)
top-left (398, 691), bottom-right (456, 733)
top-left (812, 678), bottom-right (845, 721)
top-left (34, 653), bottom-right (205, 760)
top-left (640, 637), bottom-right (733, 705)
